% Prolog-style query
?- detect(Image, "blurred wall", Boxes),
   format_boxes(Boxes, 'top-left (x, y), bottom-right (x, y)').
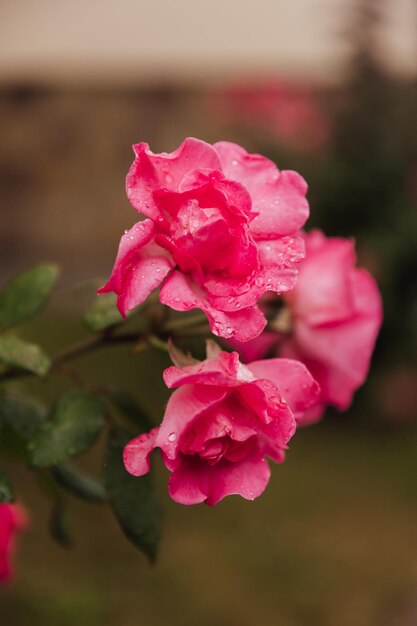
top-left (1, 0), bottom-right (416, 85)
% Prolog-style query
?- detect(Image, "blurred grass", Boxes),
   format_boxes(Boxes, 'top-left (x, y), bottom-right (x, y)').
top-left (1, 313), bottom-right (417, 626)
top-left (1, 423), bottom-right (417, 626)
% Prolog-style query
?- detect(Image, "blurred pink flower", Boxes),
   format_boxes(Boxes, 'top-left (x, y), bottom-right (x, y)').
top-left (211, 79), bottom-right (330, 152)
top-left (100, 138), bottom-right (309, 341)
top-left (227, 331), bottom-right (278, 364)
top-left (124, 346), bottom-right (319, 505)
top-left (0, 503), bottom-right (28, 583)
top-left (280, 230), bottom-right (383, 419)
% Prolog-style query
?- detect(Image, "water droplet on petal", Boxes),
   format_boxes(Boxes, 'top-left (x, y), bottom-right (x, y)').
top-left (168, 432), bottom-right (177, 442)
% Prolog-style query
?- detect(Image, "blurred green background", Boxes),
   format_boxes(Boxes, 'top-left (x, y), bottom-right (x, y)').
top-left (1, 0), bottom-right (417, 624)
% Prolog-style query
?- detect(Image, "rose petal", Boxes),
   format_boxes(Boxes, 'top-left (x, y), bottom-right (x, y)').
top-left (203, 235), bottom-right (304, 312)
top-left (286, 231), bottom-right (356, 326)
top-left (238, 381), bottom-right (297, 441)
top-left (168, 453), bottom-right (271, 506)
top-left (98, 220), bottom-right (174, 316)
top-left (181, 396), bottom-right (259, 454)
top-left (123, 427), bottom-right (159, 477)
top-left (281, 268), bottom-right (382, 409)
top-left (155, 385), bottom-right (228, 460)
top-left (247, 358), bottom-right (321, 419)
top-left (160, 271), bottom-right (267, 341)
top-left (214, 141), bottom-right (309, 238)
top-left (163, 351), bottom-right (244, 389)
top-left (126, 138), bottom-right (221, 219)
top-left (178, 169), bottom-right (254, 221)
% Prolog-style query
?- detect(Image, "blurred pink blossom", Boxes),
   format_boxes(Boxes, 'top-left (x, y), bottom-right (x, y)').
top-left (280, 230), bottom-right (383, 419)
top-left (0, 503), bottom-right (28, 584)
top-left (211, 79), bottom-right (330, 152)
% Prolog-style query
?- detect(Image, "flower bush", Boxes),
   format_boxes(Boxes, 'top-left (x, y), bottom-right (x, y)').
top-left (0, 137), bottom-right (382, 571)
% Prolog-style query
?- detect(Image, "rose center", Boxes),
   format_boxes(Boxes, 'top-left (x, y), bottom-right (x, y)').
top-left (170, 200), bottom-right (234, 272)
top-left (197, 436), bottom-right (255, 466)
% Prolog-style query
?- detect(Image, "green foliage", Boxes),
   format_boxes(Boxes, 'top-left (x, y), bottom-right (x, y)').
top-left (49, 498), bottom-right (72, 548)
top-left (110, 390), bottom-right (154, 432)
top-left (105, 427), bottom-right (162, 563)
top-left (0, 391), bottom-right (46, 438)
top-left (0, 265), bottom-right (166, 557)
top-left (0, 468), bottom-right (14, 503)
top-left (51, 464), bottom-right (107, 503)
top-left (0, 423), bottom-right (30, 460)
top-left (84, 292), bottom-right (122, 332)
top-left (0, 334), bottom-right (51, 376)
top-left (0, 264), bottom-right (59, 329)
top-left (29, 390), bottom-right (105, 468)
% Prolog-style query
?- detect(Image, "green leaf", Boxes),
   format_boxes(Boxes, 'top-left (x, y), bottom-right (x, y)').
top-left (0, 391), bottom-right (46, 438)
top-left (0, 423), bottom-right (29, 460)
top-left (29, 389), bottom-right (105, 468)
top-left (84, 293), bottom-right (122, 332)
top-left (0, 264), bottom-right (60, 328)
top-left (49, 499), bottom-right (72, 548)
top-left (0, 468), bottom-right (14, 503)
top-left (51, 464), bottom-right (107, 503)
top-left (110, 390), bottom-right (153, 432)
top-left (0, 334), bottom-right (51, 376)
top-left (105, 428), bottom-right (162, 563)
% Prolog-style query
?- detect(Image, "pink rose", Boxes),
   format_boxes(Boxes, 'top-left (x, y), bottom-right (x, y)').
top-left (280, 230), bottom-right (383, 418)
top-left (99, 138), bottom-right (309, 341)
top-left (0, 503), bottom-right (27, 583)
top-left (124, 346), bottom-right (319, 505)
